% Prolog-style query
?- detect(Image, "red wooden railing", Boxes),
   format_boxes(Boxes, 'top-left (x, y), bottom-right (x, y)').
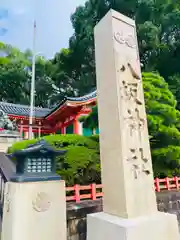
top-left (66, 184), bottom-right (103, 202)
top-left (66, 177), bottom-right (180, 203)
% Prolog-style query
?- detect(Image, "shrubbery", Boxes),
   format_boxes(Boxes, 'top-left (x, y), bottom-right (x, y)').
top-left (8, 134), bottom-right (101, 186)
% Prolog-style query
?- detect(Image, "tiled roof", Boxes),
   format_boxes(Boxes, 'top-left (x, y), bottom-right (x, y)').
top-left (67, 90), bottom-right (97, 102)
top-left (0, 102), bottom-right (50, 118)
top-left (0, 90), bottom-right (97, 118)
top-left (45, 90), bottom-right (97, 118)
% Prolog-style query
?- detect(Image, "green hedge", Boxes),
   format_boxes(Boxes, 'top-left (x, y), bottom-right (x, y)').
top-left (9, 133), bottom-right (178, 185)
top-left (8, 134), bottom-right (101, 186)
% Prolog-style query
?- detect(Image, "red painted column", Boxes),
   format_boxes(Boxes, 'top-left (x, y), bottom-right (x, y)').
top-left (73, 118), bottom-right (79, 134)
top-left (20, 120), bottom-right (23, 138)
top-left (61, 126), bottom-right (66, 134)
top-left (24, 131), bottom-right (29, 139)
top-left (38, 121), bottom-right (41, 138)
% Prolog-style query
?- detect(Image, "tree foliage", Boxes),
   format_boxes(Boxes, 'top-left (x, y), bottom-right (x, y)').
top-left (51, 0), bottom-right (180, 100)
top-left (143, 72), bottom-right (180, 176)
top-left (0, 62), bottom-right (29, 103)
top-left (0, 42), bottom-right (58, 107)
top-left (81, 72), bottom-right (180, 177)
top-left (168, 74), bottom-right (180, 111)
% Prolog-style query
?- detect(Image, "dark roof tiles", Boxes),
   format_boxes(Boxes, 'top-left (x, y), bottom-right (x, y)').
top-left (67, 90), bottom-right (97, 102)
top-left (0, 102), bottom-right (50, 118)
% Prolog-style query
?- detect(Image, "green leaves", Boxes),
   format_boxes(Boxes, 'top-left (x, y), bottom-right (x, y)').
top-left (144, 73), bottom-right (180, 175)
top-left (0, 62), bottom-right (29, 103)
top-left (0, 42), bottom-right (58, 107)
top-left (80, 105), bottom-right (98, 130)
top-left (51, 0), bottom-right (180, 98)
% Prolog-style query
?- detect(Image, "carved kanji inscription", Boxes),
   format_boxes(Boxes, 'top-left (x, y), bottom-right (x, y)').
top-left (127, 148), bottom-right (140, 179)
top-left (142, 164), bottom-right (151, 176)
top-left (139, 148), bottom-right (148, 163)
top-left (127, 62), bottom-right (141, 80)
top-left (126, 148), bottom-right (150, 179)
top-left (124, 108), bottom-right (145, 140)
top-left (121, 81), bottom-right (142, 105)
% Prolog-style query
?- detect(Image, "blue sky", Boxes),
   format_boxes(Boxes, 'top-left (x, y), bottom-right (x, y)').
top-left (0, 0), bottom-right (86, 59)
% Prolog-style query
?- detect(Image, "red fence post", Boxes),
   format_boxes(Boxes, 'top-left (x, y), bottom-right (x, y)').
top-left (174, 176), bottom-right (179, 190)
top-left (91, 183), bottom-right (97, 201)
top-left (165, 177), bottom-right (170, 190)
top-left (155, 178), bottom-right (160, 192)
top-left (74, 184), bottom-right (80, 203)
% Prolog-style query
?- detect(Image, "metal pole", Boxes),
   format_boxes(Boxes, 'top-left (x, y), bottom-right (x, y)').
top-left (29, 21), bottom-right (36, 140)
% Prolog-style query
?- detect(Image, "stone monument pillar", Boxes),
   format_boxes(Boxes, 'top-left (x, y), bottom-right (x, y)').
top-left (87, 9), bottom-right (180, 240)
top-left (1, 140), bottom-right (67, 240)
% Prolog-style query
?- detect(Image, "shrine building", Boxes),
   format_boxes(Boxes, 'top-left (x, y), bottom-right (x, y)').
top-left (0, 90), bottom-right (98, 139)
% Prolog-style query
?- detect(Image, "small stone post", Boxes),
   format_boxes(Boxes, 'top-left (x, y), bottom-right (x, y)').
top-left (87, 9), bottom-right (180, 240)
top-left (1, 140), bottom-right (67, 240)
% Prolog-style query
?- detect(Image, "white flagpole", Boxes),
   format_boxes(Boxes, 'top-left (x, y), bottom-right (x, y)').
top-left (29, 20), bottom-right (36, 140)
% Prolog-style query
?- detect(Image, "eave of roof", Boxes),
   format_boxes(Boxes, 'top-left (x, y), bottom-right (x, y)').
top-left (44, 90), bottom-right (97, 119)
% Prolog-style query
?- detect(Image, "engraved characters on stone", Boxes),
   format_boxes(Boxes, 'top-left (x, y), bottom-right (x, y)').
top-left (126, 148), bottom-right (151, 179)
top-left (120, 62), bottom-right (142, 105)
top-left (124, 108), bottom-right (145, 138)
top-left (121, 81), bottom-right (142, 105)
top-left (119, 59), bottom-right (150, 179)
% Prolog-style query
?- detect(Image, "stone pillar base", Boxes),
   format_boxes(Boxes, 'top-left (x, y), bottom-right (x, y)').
top-left (1, 180), bottom-right (66, 240)
top-left (87, 212), bottom-right (180, 240)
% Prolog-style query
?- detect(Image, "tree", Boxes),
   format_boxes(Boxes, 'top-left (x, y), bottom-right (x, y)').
top-left (0, 42), bottom-right (31, 103)
top-left (0, 42), bottom-right (9, 64)
top-left (0, 42), bottom-right (57, 107)
top-left (23, 57), bottom-right (58, 107)
top-left (0, 62), bottom-right (29, 103)
top-left (34, 58), bottom-right (57, 107)
top-left (81, 72), bottom-right (180, 177)
top-left (0, 42), bottom-right (30, 66)
top-left (168, 74), bottom-right (180, 110)
top-left (51, 0), bottom-right (180, 97)
top-left (80, 105), bottom-right (98, 130)
top-left (50, 49), bottom-right (77, 102)
top-left (144, 72), bottom-right (180, 176)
